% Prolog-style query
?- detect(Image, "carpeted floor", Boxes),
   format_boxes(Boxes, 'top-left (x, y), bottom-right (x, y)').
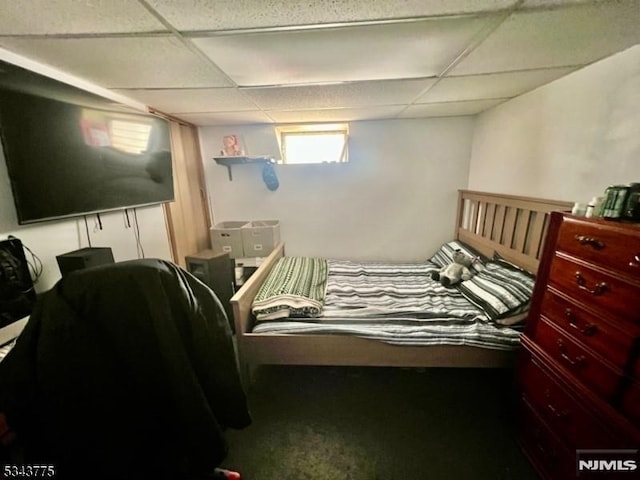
top-left (219, 365), bottom-right (538, 480)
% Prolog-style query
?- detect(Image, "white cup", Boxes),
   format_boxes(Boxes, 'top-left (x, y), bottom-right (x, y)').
top-left (572, 202), bottom-right (588, 216)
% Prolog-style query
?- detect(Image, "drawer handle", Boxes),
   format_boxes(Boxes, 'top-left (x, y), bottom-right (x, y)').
top-left (564, 308), bottom-right (597, 336)
top-left (630, 254), bottom-right (640, 268)
top-left (574, 235), bottom-right (604, 250)
top-left (557, 339), bottom-right (586, 368)
top-left (531, 427), bottom-right (558, 464)
top-left (546, 402), bottom-right (569, 421)
top-left (575, 272), bottom-right (608, 295)
top-left (544, 389), bottom-right (569, 420)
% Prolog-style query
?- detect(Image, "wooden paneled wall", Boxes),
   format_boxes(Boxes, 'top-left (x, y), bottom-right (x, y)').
top-left (162, 119), bottom-right (211, 267)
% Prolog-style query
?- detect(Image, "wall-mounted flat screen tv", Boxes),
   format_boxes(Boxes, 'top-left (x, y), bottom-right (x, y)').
top-left (0, 61), bottom-right (174, 224)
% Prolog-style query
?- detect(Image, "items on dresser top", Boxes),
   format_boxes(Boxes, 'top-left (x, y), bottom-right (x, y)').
top-left (625, 182), bottom-right (640, 220)
top-left (516, 212), bottom-right (640, 480)
top-left (571, 182), bottom-right (640, 221)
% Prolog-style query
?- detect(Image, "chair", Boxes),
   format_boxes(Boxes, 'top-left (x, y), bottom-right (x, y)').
top-left (0, 259), bottom-right (250, 479)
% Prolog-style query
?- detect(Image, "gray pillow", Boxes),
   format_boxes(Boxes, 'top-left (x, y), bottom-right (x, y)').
top-left (458, 260), bottom-right (535, 321)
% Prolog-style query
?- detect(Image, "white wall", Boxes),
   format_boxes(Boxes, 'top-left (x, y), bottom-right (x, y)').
top-left (0, 134), bottom-right (172, 293)
top-left (201, 117), bottom-right (475, 262)
top-left (468, 45), bottom-right (640, 203)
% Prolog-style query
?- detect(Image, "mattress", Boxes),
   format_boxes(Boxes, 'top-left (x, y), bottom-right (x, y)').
top-left (252, 259), bottom-right (523, 350)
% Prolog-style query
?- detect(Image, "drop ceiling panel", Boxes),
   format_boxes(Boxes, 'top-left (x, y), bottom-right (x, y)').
top-left (400, 99), bottom-right (507, 118)
top-left (419, 67), bottom-right (576, 103)
top-left (112, 88), bottom-right (257, 113)
top-left (451, 2), bottom-right (640, 75)
top-left (0, 0), bottom-right (166, 35)
top-left (175, 110), bottom-right (274, 126)
top-left (0, 36), bottom-right (233, 88)
top-left (266, 106), bottom-right (405, 123)
top-left (243, 78), bottom-right (436, 110)
top-left (148, 0), bottom-right (517, 31)
top-left (192, 16), bottom-right (494, 86)
top-left (0, 1), bottom-right (635, 125)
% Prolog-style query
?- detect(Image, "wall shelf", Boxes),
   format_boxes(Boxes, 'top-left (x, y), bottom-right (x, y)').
top-left (213, 156), bottom-right (274, 181)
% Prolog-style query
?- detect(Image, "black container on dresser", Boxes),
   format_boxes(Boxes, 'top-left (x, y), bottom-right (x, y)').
top-left (516, 212), bottom-right (640, 479)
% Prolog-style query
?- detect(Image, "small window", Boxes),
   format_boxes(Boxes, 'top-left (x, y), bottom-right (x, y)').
top-left (276, 123), bottom-right (348, 164)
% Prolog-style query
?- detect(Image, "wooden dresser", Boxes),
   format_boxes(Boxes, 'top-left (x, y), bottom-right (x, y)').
top-left (517, 211), bottom-right (640, 479)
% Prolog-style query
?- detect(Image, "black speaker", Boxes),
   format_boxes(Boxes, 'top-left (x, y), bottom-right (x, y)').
top-left (0, 237), bottom-right (36, 328)
top-left (56, 247), bottom-right (115, 277)
top-left (185, 250), bottom-right (235, 331)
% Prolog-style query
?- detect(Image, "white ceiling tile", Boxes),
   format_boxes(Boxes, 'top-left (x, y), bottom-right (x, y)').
top-left (399, 99), bottom-right (507, 117)
top-left (420, 67), bottom-right (576, 102)
top-left (0, 57), bottom-right (147, 112)
top-left (243, 78), bottom-right (435, 110)
top-left (0, 0), bottom-right (166, 35)
top-left (451, 2), bottom-right (640, 75)
top-left (0, 36), bottom-right (233, 88)
top-left (175, 111), bottom-right (274, 126)
top-left (111, 88), bottom-right (257, 113)
top-left (266, 106), bottom-right (405, 123)
top-left (192, 16), bottom-right (493, 86)
top-left (148, 0), bottom-right (517, 31)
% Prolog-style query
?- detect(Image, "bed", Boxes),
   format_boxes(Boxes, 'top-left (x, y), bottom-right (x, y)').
top-left (231, 190), bottom-right (572, 384)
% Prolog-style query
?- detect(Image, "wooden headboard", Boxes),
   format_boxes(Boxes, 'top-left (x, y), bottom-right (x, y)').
top-left (455, 190), bottom-right (572, 274)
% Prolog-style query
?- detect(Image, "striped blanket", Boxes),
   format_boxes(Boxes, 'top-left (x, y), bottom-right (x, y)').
top-left (252, 257), bottom-right (328, 320)
top-left (323, 260), bottom-right (482, 319)
top-left (252, 259), bottom-right (522, 350)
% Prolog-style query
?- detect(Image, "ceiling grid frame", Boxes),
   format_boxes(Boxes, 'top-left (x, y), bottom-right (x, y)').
top-left (396, 0), bottom-right (527, 119)
top-left (0, 0), bottom-right (636, 125)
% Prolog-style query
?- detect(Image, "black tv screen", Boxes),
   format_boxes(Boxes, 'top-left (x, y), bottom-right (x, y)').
top-left (0, 62), bottom-right (174, 224)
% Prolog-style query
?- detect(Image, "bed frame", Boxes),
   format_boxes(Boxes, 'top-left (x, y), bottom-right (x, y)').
top-left (231, 190), bottom-right (572, 384)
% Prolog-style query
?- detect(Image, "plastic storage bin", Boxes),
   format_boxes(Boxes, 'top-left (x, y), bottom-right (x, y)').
top-left (210, 221), bottom-right (248, 258)
top-left (242, 220), bottom-right (280, 257)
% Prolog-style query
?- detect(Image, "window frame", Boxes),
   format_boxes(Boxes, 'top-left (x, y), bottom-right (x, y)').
top-left (276, 123), bottom-right (349, 165)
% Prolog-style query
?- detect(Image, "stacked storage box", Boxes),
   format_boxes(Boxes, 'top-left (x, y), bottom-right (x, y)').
top-left (210, 220), bottom-right (280, 258)
top-left (210, 221), bottom-right (248, 258)
top-left (241, 221), bottom-right (280, 257)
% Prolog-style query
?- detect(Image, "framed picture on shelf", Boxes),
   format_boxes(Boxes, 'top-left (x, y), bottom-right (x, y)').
top-left (220, 134), bottom-right (245, 157)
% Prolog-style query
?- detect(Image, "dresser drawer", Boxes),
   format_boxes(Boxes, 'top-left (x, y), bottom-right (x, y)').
top-left (556, 217), bottom-right (640, 279)
top-left (532, 316), bottom-right (622, 401)
top-left (549, 254), bottom-right (640, 325)
top-left (519, 348), bottom-right (620, 448)
top-left (518, 396), bottom-right (575, 480)
top-left (539, 289), bottom-right (638, 370)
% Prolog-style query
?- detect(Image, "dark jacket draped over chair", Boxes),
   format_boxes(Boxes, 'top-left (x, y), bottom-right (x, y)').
top-left (0, 259), bottom-right (251, 479)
